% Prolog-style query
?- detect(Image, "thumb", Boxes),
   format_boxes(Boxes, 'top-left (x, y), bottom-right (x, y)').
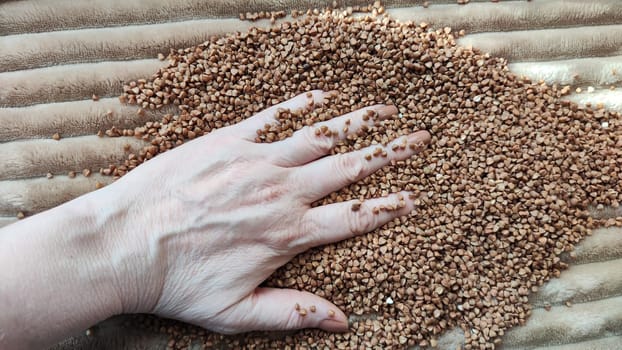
top-left (226, 287), bottom-right (349, 333)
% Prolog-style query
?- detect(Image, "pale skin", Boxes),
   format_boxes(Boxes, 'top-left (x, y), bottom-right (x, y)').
top-left (0, 91), bottom-right (431, 349)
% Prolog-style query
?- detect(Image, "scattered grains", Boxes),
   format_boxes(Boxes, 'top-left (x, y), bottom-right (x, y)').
top-left (52, 133), bottom-right (61, 141)
top-left (240, 10), bottom-right (286, 22)
top-left (16, 212), bottom-right (25, 220)
top-left (328, 310), bottom-right (335, 317)
top-left (587, 86), bottom-right (595, 93)
top-left (310, 305), bottom-right (317, 313)
top-left (105, 2), bottom-right (622, 348)
top-left (299, 308), bottom-right (308, 317)
top-left (68, 171), bottom-right (76, 178)
top-left (46, 172), bottom-right (53, 179)
top-left (351, 202), bottom-right (362, 212)
top-left (82, 169), bottom-right (92, 177)
top-left (372, 147), bottom-right (383, 157)
top-left (92, 94), bottom-right (99, 101)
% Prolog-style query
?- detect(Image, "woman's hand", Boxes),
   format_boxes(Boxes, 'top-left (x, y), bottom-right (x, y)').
top-left (103, 90), bottom-right (431, 333)
top-left (0, 91), bottom-right (430, 349)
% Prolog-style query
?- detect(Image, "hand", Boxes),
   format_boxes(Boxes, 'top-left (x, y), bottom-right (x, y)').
top-left (100, 90), bottom-right (431, 334)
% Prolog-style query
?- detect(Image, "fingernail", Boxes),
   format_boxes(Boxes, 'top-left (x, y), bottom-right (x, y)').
top-left (375, 105), bottom-right (399, 120)
top-left (408, 130), bottom-right (432, 147)
top-left (318, 318), bottom-right (350, 333)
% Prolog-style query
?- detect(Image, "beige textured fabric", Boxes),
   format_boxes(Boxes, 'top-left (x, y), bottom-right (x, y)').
top-left (1, 0), bottom-right (621, 349)
top-left (0, 0), bottom-right (492, 36)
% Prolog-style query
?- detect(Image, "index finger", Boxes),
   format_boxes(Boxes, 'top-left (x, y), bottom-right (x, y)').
top-left (231, 90), bottom-right (327, 140)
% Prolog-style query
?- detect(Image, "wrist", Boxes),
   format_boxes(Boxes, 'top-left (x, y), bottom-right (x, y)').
top-left (83, 183), bottom-right (165, 314)
top-left (0, 193), bottom-right (124, 348)
top-left (70, 192), bottom-right (127, 315)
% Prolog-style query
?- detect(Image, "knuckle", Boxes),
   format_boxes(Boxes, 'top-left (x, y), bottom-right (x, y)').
top-left (283, 214), bottom-right (319, 251)
top-left (277, 228), bottom-right (300, 249)
top-left (267, 212), bottom-right (310, 253)
top-left (267, 225), bottom-right (301, 253)
top-left (254, 166), bottom-right (289, 196)
top-left (347, 206), bottom-right (376, 236)
top-left (335, 154), bottom-right (366, 184)
top-left (284, 307), bottom-right (306, 329)
top-left (257, 184), bottom-right (287, 202)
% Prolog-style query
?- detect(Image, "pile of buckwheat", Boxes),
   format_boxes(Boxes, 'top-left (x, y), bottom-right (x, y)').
top-left (107, 3), bottom-right (622, 349)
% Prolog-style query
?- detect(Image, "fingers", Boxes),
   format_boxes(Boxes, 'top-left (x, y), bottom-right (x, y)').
top-left (225, 287), bottom-right (349, 333)
top-left (270, 104), bottom-right (399, 167)
top-left (293, 191), bottom-right (415, 249)
top-left (294, 130), bottom-right (431, 202)
top-left (232, 90), bottom-right (327, 140)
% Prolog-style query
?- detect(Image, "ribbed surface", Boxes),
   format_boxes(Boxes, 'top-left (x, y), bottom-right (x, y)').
top-left (0, 0), bottom-right (495, 35)
top-left (0, 98), bottom-right (172, 142)
top-left (0, 174), bottom-right (113, 216)
top-left (0, 136), bottom-right (145, 180)
top-left (0, 60), bottom-right (164, 106)
top-left (1, 1), bottom-right (621, 349)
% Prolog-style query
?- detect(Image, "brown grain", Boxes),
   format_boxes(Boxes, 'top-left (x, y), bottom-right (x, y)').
top-left (351, 202), bottom-right (362, 212)
top-left (104, 2), bottom-right (622, 348)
